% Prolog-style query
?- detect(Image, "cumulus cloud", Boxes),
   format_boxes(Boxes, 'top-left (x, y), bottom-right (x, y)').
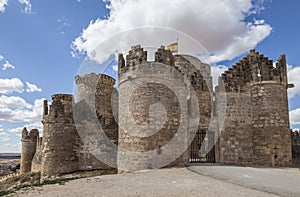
top-left (0, 143), bottom-right (21, 152)
top-left (290, 108), bottom-right (300, 126)
top-left (18, 0), bottom-right (32, 14)
top-left (211, 65), bottom-right (228, 88)
top-left (0, 131), bottom-right (9, 142)
top-left (26, 82), bottom-right (42, 93)
top-left (0, 0), bottom-right (8, 13)
top-left (287, 65), bottom-right (300, 99)
top-left (0, 125), bottom-right (9, 142)
top-left (0, 98), bottom-right (44, 123)
top-left (8, 122), bottom-right (42, 137)
top-left (2, 60), bottom-right (15, 70)
top-left (0, 54), bottom-right (4, 61)
top-left (72, 0), bottom-right (272, 64)
top-left (0, 95), bottom-right (32, 108)
top-left (0, 78), bottom-right (24, 94)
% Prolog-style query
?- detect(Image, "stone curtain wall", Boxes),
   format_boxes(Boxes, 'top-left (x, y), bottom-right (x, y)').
top-left (218, 92), bottom-right (253, 165)
top-left (20, 45), bottom-right (294, 179)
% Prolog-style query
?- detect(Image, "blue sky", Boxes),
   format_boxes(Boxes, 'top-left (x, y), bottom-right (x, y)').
top-left (0, 0), bottom-right (299, 152)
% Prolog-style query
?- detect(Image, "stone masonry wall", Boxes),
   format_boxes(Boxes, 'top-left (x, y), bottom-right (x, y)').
top-left (291, 130), bottom-right (300, 165)
top-left (218, 92), bottom-right (254, 165)
top-left (31, 137), bottom-right (43, 172)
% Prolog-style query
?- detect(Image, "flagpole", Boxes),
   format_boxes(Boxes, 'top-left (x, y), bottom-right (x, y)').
top-left (177, 38), bottom-right (179, 54)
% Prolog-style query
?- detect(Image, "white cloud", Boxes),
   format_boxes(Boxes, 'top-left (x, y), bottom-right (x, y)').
top-left (0, 98), bottom-right (44, 123)
top-left (290, 108), bottom-right (300, 126)
top-left (26, 81), bottom-right (42, 93)
top-left (0, 78), bottom-right (24, 94)
top-left (72, 0), bottom-right (272, 64)
top-left (2, 60), bottom-right (15, 70)
top-left (0, 143), bottom-right (21, 153)
top-left (287, 65), bottom-right (300, 99)
top-left (0, 0), bottom-right (8, 13)
top-left (8, 122), bottom-right (42, 137)
top-left (0, 95), bottom-right (32, 108)
top-left (112, 65), bottom-right (118, 71)
top-left (211, 65), bottom-right (228, 88)
top-left (0, 125), bottom-right (9, 142)
top-left (0, 131), bottom-right (9, 142)
top-left (18, 0), bottom-right (32, 14)
top-left (0, 54), bottom-right (4, 61)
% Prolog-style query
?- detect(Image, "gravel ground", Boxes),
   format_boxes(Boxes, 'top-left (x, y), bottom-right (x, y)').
top-left (9, 167), bottom-right (278, 197)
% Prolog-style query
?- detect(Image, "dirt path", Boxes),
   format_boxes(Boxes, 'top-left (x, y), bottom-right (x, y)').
top-left (8, 167), bottom-right (279, 197)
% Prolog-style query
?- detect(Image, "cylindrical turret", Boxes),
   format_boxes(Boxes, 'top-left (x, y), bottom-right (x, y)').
top-left (75, 73), bottom-right (118, 143)
top-left (251, 82), bottom-right (292, 166)
top-left (74, 74), bottom-right (118, 170)
top-left (41, 94), bottom-right (80, 179)
top-left (20, 128), bottom-right (39, 174)
top-left (118, 46), bottom-right (191, 173)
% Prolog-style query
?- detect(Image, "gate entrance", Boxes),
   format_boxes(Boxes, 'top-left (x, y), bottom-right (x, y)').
top-left (190, 130), bottom-right (215, 163)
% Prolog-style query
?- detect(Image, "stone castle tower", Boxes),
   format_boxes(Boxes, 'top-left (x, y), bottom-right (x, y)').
top-left (41, 94), bottom-right (80, 178)
top-left (20, 45), bottom-right (294, 179)
top-left (117, 45), bottom-right (213, 172)
top-left (216, 50), bottom-right (292, 166)
top-left (20, 128), bottom-right (39, 174)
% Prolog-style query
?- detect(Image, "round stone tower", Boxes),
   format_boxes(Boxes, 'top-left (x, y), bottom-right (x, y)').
top-left (20, 128), bottom-right (39, 174)
top-left (117, 46), bottom-right (194, 172)
top-left (251, 54), bottom-right (292, 166)
top-left (74, 74), bottom-right (118, 169)
top-left (75, 73), bottom-right (118, 141)
top-left (41, 94), bottom-right (80, 179)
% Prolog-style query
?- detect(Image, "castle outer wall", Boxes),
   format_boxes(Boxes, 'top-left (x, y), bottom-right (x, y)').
top-left (20, 46), bottom-right (294, 179)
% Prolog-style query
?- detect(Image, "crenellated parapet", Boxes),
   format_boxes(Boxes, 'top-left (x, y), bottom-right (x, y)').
top-left (119, 45), bottom-right (178, 75)
top-left (291, 130), bottom-right (300, 146)
top-left (118, 45), bottom-right (147, 74)
top-left (75, 74), bottom-right (116, 111)
top-left (155, 46), bottom-right (175, 67)
top-left (75, 73), bottom-right (115, 87)
top-left (43, 94), bottom-right (74, 125)
top-left (219, 50), bottom-right (288, 93)
top-left (22, 127), bottom-right (39, 141)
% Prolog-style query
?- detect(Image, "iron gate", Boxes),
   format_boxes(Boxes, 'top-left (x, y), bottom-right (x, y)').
top-left (190, 130), bottom-right (215, 163)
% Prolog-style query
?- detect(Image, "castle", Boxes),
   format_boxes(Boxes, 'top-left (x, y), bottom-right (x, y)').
top-left (20, 45), bottom-right (295, 180)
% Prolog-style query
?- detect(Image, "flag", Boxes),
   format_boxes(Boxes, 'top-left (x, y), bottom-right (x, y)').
top-left (165, 42), bottom-right (178, 53)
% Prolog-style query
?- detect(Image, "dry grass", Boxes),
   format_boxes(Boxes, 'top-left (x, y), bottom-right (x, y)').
top-left (0, 169), bottom-right (117, 196)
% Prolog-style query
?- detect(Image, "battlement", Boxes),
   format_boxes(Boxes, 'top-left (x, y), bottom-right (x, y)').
top-left (75, 73), bottom-right (115, 87)
top-left (155, 46), bottom-right (175, 67)
top-left (220, 50), bottom-right (287, 92)
top-left (52, 94), bottom-right (73, 102)
top-left (291, 130), bottom-right (300, 143)
top-left (43, 94), bottom-right (74, 123)
top-left (22, 127), bottom-right (39, 141)
top-left (118, 45), bottom-right (177, 74)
